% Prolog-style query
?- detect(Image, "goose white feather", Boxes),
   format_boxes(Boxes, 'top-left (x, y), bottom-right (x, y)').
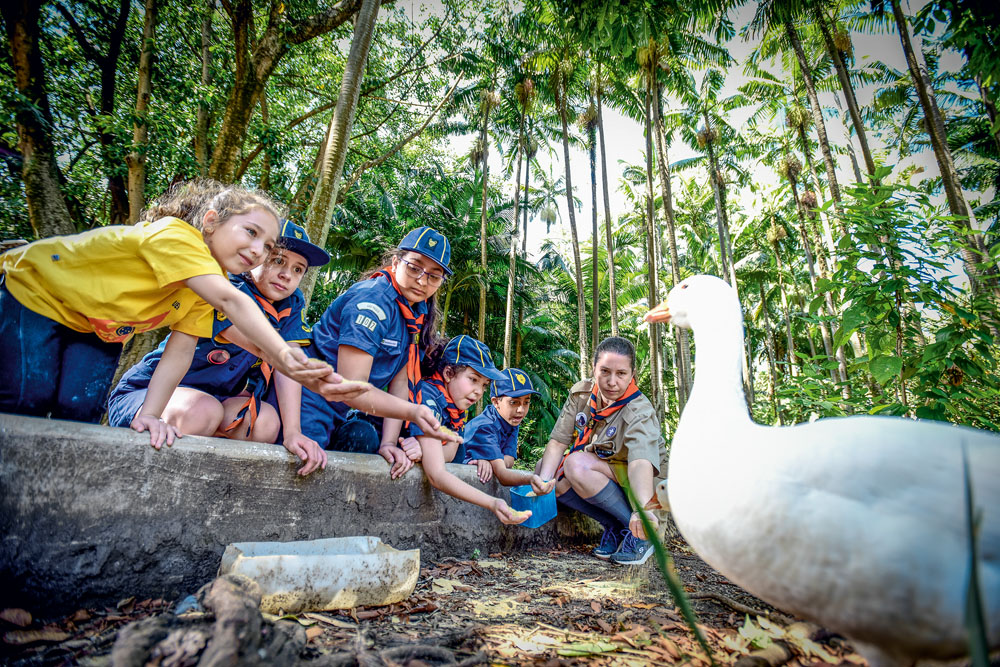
top-left (648, 274), bottom-right (999, 666)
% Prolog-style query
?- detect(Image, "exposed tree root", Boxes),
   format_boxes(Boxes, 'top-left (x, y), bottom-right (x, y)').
top-left (687, 591), bottom-right (795, 626)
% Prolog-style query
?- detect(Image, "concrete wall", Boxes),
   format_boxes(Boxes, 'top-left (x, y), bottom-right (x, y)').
top-left (0, 414), bottom-right (598, 615)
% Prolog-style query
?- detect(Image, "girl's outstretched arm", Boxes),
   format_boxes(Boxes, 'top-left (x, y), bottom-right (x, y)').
top-left (185, 274), bottom-right (363, 401)
top-left (419, 436), bottom-right (529, 525)
top-left (132, 331), bottom-right (198, 449)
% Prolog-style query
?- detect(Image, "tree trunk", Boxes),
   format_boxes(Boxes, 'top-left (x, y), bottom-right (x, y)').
top-left (477, 103), bottom-right (490, 340)
top-left (259, 88), bottom-right (271, 191)
top-left (786, 20), bottom-right (845, 231)
top-left (588, 101), bottom-right (599, 356)
top-left (209, 0), bottom-right (362, 183)
top-left (890, 0), bottom-right (996, 298)
top-left (772, 244), bottom-right (799, 377)
top-left (126, 0), bottom-right (158, 223)
top-left (596, 68), bottom-right (618, 337)
top-left (2, 0), bottom-right (77, 238)
top-left (503, 116), bottom-right (525, 365)
top-left (301, 0), bottom-right (380, 305)
top-left (653, 84), bottom-right (690, 407)
top-left (558, 98), bottom-right (588, 380)
top-left (194, 0), bottom-right (214, 177)
top-left (814, 5), bottom-right (876, 178)
top-left (642, 87), bottom-right (662, 416)
top-left (759, 283), bottom-right (781, 425)
top-left (790, 178), bottom-right (839, 384)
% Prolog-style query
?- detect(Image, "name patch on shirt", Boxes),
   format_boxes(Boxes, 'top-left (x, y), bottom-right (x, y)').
top-left (357, 302), bottom-right (387, 321)
top-left (381, 338), bottom-right (399, 348)
top-left (354, 314), bottom-right (377, 332)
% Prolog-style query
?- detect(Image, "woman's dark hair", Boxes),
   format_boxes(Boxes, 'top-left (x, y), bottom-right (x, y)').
top-left (592, 336), bottom-right (636, 371)
top-left (361, 249), bottom-right (442, 360)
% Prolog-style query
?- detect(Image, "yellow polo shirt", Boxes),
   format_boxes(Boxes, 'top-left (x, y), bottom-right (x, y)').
top-left (0, 217), bottom-right (224, 343)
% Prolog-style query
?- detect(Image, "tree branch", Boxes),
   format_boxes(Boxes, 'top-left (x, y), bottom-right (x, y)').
top-left (53, 2), bottom-right (102, 65)
top-left (359, 11), bottom-right (447, 96)
top-left (338, 76), bottom-right (460, 200)
top-left (235, 100), bottom-right (336, 178)
top-left (285, 0), bottom-right (363, 45)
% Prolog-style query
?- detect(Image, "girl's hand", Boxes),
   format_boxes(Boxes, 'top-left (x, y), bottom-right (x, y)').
top-left (409, 405), bottom-right (463, 444)
top-left (379, 445), bottom-right (413, 480)
top-left (283, 431), bottom-right (327, 477)
top-left (529, 474), bottom-right (554, 496)
top-left (493, 499), bottom-right (530, 525)
top-left (629, 509), bottom-right (659, 540)
top-left (398, 436), bottom-right (422, 462)
top-left (277, 346), bottom-right (335, 386)
top-left (131, 414), bottom-right (181, 450)
top-left (315, 373), bottom-right (372, 402)
top-left (474, 459), bottom-right (493, 484)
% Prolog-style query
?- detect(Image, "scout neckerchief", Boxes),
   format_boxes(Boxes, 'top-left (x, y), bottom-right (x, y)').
top-left (555, 377), bottom-right (642, 479)
top-left (223, 284), bottom-right (293, 436)
top-left (374, 268), bottom-right (425, 403)
top-left (424, 371), bottom-right (466, 433)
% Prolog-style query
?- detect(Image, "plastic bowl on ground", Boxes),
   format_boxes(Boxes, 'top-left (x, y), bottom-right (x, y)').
top-left (218, 536), bottom-right (419, 614)
top-left (509, 484), bottom-right (557, 528)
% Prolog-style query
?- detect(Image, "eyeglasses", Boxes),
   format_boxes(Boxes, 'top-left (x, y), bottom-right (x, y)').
top-left (399, 258), bottom-right (446, 286)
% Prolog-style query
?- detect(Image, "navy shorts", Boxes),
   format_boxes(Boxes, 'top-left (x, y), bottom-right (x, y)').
top-left (0, 280), bottom-right (121, 423)
top-left (300, 387), bottom-right (382, 454)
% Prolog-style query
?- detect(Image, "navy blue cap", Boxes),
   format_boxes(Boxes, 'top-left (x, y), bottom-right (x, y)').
top-left (443, 335), bottom-right (505, 381)
top-left (279, 220), bottom-right (330, 267)
top-left (399, 226), bottom-right (452, 275)
top-left (491, 368), bottom-right (540, 399)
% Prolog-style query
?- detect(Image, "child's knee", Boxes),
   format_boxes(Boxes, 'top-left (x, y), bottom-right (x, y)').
top-left (562, 451), bottom-right (591, 481)
top-left (166, 396), bottom-right (224, 436)
top-left (249, 404), bottom-right (280, 443)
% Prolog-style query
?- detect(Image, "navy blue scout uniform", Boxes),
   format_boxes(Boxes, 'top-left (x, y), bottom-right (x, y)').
top-left (299, 226), bottom-right (452, 453)
top-left (107, 220), bottom-right (328, 428)
top-left (408, 335), bottom-right (506, 463)
top-left (461, 368), bottom-right (540, 464)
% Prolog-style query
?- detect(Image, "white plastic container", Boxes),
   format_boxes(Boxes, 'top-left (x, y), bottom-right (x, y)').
top-left (218, 536), bottom-right (420, 614)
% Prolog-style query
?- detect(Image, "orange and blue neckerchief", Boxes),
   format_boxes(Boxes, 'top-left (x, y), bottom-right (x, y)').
top-left (423, 371), bottom-right (466, 433)
top-left (223, 283), bottom-right (293, 436)
top-left (374, 268), bottom-right (425, 404)
top-left (555, 378), bottom-right (642, 479)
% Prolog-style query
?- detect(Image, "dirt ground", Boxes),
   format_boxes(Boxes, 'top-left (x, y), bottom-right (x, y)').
top-left (1, 535), bottom-right (865, 666)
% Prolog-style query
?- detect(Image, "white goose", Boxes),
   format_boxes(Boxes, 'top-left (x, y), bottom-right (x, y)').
top-left (645, 274), bottom-right (999, 666)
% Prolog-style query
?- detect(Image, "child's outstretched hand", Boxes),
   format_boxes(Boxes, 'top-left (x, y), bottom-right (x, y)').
top-left (277, 346), bottom-right (335, 388)
top-left (529, 474), bottom-right (554, 496)
top-left (131, 414), bottom-right (181, 450)
top-left (409, 405), bottom-right (463, 445)
top-left (311, 372), bottom-right (372, 402)
top-left (398, 436), bottom-right (422, 462)
top-left (283, 431), bottom-right (327, 476)
top-left (473, 459), bottom-right (493, 484)
top-left (379, 444), bottom-right (413, 479)
top-left (493, 499), bottom-right (531, 525)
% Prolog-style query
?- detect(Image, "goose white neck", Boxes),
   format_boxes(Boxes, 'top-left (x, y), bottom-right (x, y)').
top-left (684, 303), bottom-right (752, 424)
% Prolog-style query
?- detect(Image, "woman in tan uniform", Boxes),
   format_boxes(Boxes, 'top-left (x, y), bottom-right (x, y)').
top-left (535, 337), bottom-right (666, 565)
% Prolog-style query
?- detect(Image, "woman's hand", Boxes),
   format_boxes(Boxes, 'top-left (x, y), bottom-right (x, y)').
top-left (629, 509), bottom-right (659, 540)
top-left (409, 405), bottom-right (463, 444)
top-left (283, 431), bottom-right (327, 476)
top-left (493, 498), bottom-right (530, 525)
top-left (474, 459), bottom-right (493, 484)
top-left (529, 474), bottom-right (554, 496)
top-left (379, 444), bottom-right (414, 480)
top-left (314, 371), bottom-right (372, 402)
top-left (398, 436), bottom-right (422, 462)
top-left (131, 414), bottom-right (181, 450)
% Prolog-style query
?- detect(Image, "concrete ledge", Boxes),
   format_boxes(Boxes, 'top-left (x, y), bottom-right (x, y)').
top-left (0, 414), bottom-right (599, 614)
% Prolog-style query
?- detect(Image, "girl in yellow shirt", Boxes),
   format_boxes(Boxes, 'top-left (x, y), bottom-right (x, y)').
top-left (0, 180), bottom-right (365, 446)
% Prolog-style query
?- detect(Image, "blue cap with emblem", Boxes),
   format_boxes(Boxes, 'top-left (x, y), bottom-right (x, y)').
top-left (398, 226), bottom-right (452, 275)
top-left (491, 367), bottom-right (540, 399)
top-left (278, 220), bottom-right (330, 268)
top-left (442, 335), bottom-right (505, 381)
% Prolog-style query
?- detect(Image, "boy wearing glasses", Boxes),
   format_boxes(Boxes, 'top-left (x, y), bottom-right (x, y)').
top-left (300, 227), bottom-right (457, 478)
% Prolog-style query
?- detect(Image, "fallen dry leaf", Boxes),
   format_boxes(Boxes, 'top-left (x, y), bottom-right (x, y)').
top-left (0, 609), bottom-right (31, 628)
top-left (596, 619), bottom-right (614, 634)
top-left (515, 592), bottom-right (532, 603)
top-left (590, 601), bottom-right (602, 614)
top-left (69, 609), bottom-right (91, 623)
top-left (305, 626), bottom-right (324, 641)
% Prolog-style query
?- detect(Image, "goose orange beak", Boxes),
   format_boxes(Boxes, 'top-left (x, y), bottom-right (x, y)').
top-left (645, 300), bottom-right (671, 324)
top-left (643, 495), bottom-right (663, 511)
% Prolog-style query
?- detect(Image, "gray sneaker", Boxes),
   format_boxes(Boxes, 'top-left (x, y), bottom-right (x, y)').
top-left (592, 526), bottom-right (622, 560)
top-left (610, 531), bottom-right (654, 565)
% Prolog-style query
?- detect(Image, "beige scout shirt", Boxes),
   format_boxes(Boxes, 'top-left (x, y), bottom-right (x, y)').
top-left (549, 379), bottom-right (666, 479)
